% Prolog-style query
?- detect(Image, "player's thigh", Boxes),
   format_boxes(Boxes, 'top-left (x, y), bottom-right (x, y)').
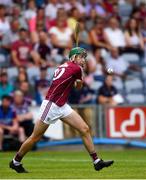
top-left (31, 120), bottom-right (49, 139)
top-left (61, 110), bottom-right (89, 133)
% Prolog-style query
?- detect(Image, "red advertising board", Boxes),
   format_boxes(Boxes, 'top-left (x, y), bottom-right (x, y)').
top-left (106, 106), bottom-right (146, 138)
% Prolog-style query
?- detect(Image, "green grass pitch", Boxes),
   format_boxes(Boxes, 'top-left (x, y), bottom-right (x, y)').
top-left (0, 149), bottom-right (146, 179)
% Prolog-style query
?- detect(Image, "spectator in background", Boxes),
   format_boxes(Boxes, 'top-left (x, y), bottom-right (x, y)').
top-left (110, 3), bottom-right (121, 21)
top-left (90, 18), bottom-right (113, 51)
top-left (34, 30), bottom-right (52, 66)
top-left (139, 2), bottom-right (146, 20)
top-left (106, 48), bottom-right (141, 79)
top-left (2, 18), bottom-right (20, 51)
top-left (23, 0), bottom-right (37, 32)
top-left (124, 18), bottom-right (144, 59)
top-left (102, 0), bottom-right (118, 16)
top-left (0, 71), bottom-right (14, 100)
top-left (49, 15), bottom-right (73, 55)
top-left (85, 8), bottom-right (97, 31)
top-left (77, 18), bottom-right (91, 50)
top-left (15, 67), bottom-right (29, 89)
top-left (10, 5), bottom-right (28, 30)
top-left (67, 0), bottom-right (86, 16)
top-left (0, 4), bottom-right (11, 67)
top-left (104, 17), bottom-right (126, 52)
top-left (97, 73), bottom-right (123, 105)
top-left (11, 28), bottom-right (41, 67)
top-left (45, 0), bottom-right (59, 20)
top-left (0, 5), bottom-right (10, 35)
top-left (85, 0), bottom-right (107, 18)
top-left (0, 0), bottom-right (13, 7)
top-left (12, 90), bottom-right (34, 137)
top-left (36, 7), bottom-right (45, 30)
top-left (0, 95), bottom-right (26, 151)
top-left (92, 48), bottom-right (106, 81)
top-left (58, 0), bottom-right (70, 11)
top-left (67, 7), bottom-right (80, 31)
top-left (19, 81), bottom-right (34, 105)
top-left (46, 7), bottom-right (67, 31)
top-left (35, 66), bottom-right (50, 105)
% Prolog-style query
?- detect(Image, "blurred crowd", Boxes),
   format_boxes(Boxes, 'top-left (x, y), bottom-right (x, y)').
top-left (0, 0), bottom-right (146, 145)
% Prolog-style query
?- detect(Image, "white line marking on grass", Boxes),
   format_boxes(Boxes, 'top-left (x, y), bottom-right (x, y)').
top-left (1, 157), bottom-right (146, 162)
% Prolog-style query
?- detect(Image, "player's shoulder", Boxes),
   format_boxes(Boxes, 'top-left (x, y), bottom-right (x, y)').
top-left (68, 61), bottom-right (82, 71)
top-left (58, 61), bottom-right (81, 74)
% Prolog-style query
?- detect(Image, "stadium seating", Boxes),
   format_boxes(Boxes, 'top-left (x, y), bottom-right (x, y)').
top-left (126, 94), bottom-right (145, 104)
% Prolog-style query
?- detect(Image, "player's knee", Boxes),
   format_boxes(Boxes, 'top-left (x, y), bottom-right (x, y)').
top-left (29, 134), bottom-right (41, 143)
top-left (80, 125), bottom-right (90, 136)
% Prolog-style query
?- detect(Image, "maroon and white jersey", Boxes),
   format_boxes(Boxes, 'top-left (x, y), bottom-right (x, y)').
top-left (46, 61), bottom-right (83, 106)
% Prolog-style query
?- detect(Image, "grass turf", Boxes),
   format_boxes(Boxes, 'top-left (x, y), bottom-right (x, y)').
top-left (0, 149), bottom-right (146, 179)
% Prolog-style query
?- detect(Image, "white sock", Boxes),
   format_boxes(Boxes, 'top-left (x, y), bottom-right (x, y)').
top-left (93, 158), bottom-right (101, 164)
top-left (13, 159), bottom-right (21, 166)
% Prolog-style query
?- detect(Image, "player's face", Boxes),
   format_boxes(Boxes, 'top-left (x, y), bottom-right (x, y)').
top-left (75, 54), bottom-right (86, 68)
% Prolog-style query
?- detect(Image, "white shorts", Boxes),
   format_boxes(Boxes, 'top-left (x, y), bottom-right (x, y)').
top-left (38, 100), bottom-right (73, 124)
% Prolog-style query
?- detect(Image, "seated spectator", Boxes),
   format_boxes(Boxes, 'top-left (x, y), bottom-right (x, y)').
top-left (36, 7), bottom-right (45, 30)
top-left (58, 0), bottom-right (70, 11)
top-left (45, 0), bottom-right (60, 20)
top-left (0, 95), bottom-right (25, 151)
top-left (77, 18), bottom-right (91, 50)
top-left (85, 0), bottom-right (107, 18)
top-left (19, 81), bottom-right (34, 105)
top-left (35, 66), bottom-right (51, 105)
top-left (10, 5), bottom-right (28, 29)
top-left (49, 15), bottom-right (73, 55)
top-left (67, 0), bottom-right (86, 16)
top-left (34, 30), bottom-right (52, 66)
top-left (15, 67), bottom-right (29, 89)
top-left (0, 17), bottom-right (21, 68)
top-left (0, 4), bottom-right (11, 67)
top-left (46, 7), bottom-right (68, 31)
top-left (139, 2), bottom-right (146, 21)
top-left (0, 5), bottom-right (10, 36)
top-left (106, 48), bottom-right (141, 79)
top-left (92, 48), bottom-right (106, 81)
top-left (85, 8), bottom-right (98, 31)
top-left (124, 18), bottom-right (144, 59)
top-left (90, 18), bottom-right (113, 51)
top-left (104, 17), bottom-right (126, 52)
top-left (23, 0), bottom-right (37, 32)
top-left (12, 90), bottom-right (34, 137)
top-left (0, 71), bottom-right (14, 100)
top-left (97, 73), bottom-right (124, 105)
top-left (11, 28), bottom-right (41, 67)
top-left (102, 0), bottom-right (117, 16)
top-left (1, 18), bottom-right (20, 51)
top-left (67, 7), bottom-right (80, 31)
